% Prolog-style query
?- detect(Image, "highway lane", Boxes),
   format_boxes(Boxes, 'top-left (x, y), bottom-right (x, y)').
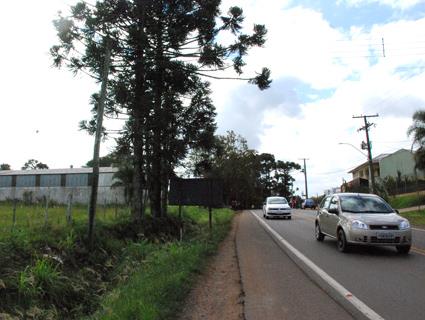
top-left (252, 209), bottom-right (425, 320)
top-left (295, 209), bottom-right (425, 255)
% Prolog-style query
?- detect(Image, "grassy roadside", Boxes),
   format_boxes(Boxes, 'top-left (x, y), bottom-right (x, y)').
top-left (88, 207), bottom-right (233, 320)
top-left (388, 193), bottom-right (425, 209)
top-left (399, 210), bottom-right (425, 228)
top-left (0, 204), bottom-right (234, 319)
top-left (0, 201), bottom-right (126, 233)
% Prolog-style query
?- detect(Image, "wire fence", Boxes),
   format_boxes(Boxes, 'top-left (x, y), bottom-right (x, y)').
top-left (0, 198), bottom-right (131, 236)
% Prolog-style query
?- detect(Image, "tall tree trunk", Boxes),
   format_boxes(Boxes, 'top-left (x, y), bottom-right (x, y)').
top-left (132, 0), bottom-right (148, 222)
top-left (150, 6), bottom-right (165, 218)
top-left (88, 38), bottom-right (111, 247)
top-left (132, 107), bottom-right (145, 222)
top-left (160, 158), bottom-right (169, 217)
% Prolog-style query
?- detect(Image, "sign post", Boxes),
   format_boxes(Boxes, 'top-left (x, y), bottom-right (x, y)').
top-left (169, 178), bottom-right (223, 232)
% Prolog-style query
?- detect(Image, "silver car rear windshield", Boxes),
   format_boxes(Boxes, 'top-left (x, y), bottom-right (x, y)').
top-left (268, 198), bottom-right (288, 204)
top-left (340, 195), bottom-right (393, 214)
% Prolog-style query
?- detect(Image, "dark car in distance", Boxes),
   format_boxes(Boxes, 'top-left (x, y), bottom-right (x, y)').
top-left (302, 198), bottom-right (316, 209)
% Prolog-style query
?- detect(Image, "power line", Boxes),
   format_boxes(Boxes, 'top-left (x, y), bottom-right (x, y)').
top-left (314, 168), bottom-right (353, 175)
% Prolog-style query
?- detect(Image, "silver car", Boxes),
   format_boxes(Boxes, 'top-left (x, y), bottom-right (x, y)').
top-left (263, 196), bottom-right (292, 219)
top-left (315, 193), bottom-right (412, 254)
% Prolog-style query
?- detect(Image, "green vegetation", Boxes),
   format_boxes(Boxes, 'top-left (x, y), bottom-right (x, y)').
top-left (0, 203), bottom-right (233, 319)
top-left (400, 210), bottom-right (425, 227)
top-left (187, 131), bottom-right (301, 209)
top-left (0, 201), bottom-right (124, 233)
top-left (52, 1), bottom-right (270, 220)
top-left (388, 193), bottom-right (425, 209)
top-left (89, 207), bottom-right (232, 320)
top-left (408, 110), bottom-right (425, 172)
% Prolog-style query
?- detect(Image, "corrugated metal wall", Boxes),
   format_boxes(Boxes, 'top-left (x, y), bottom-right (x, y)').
top-left (0, 172), bottom-right (126, 204)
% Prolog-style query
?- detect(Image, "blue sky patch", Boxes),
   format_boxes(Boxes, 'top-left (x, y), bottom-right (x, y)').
top-left (289, 1), bottom-right (425, 31)
top-left (393, 64), bottom-right (425, 80)
top-left (295, 84), bottom-right (335, 103)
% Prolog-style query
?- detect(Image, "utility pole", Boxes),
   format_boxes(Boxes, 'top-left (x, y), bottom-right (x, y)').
top-left (353, 114), bottom-right (379, 194)
top-left (88, 37), bottom-right (112, 248)
top-left (300, 158), bottom-right (309, 199)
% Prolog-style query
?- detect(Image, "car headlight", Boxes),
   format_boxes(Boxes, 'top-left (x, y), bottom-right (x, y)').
top-left (351, 220), bottom-right (368, 230)
top-left (399, 220), bottom-right (410, 230)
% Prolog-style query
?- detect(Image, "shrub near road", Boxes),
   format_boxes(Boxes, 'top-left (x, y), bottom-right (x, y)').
top-left (0, 203), bottom-right (233, 319)
top-left (388, 193), bottom-right (425, 209)
top-left (89, 207), bottom-right (234, 320)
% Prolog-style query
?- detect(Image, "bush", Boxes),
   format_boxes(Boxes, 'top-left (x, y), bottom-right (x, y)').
top-left (0, 206), bottom-right (234, 319)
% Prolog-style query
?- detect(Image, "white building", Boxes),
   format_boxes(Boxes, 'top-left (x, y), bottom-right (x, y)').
top-left (0, 167), bottom-right (125, 204)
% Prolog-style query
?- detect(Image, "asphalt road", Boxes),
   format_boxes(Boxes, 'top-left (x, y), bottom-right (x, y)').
top-left (250, 208), bottom-right (425, 320)
top-left (236, 211), bottom-right (353, 320)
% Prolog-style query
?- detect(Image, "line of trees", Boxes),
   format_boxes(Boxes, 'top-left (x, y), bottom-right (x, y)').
top-left (186, 131), bottom-right (301, 208)
top-left (21, 159), bottom-right (49, 170)
top-left (0, 164), bottom-right (11, 170)
top-left (0, 160), bottom-right (49, 171)
top-left (52, 0), bottom-right (271, 222)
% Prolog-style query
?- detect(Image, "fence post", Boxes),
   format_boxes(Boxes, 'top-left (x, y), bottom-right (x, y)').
top-left (103, 198), bottom-right (106, 220)
top-left (44, 195), bottom-right (49, 227)
top-left (114, 197), bottom-right (118, 218)
top-left (12, 198), bottom-right (17, 230)
top-left (66, 193), bottom-right (73, 225)
top-left (179, 205), bottom-right (183, 241)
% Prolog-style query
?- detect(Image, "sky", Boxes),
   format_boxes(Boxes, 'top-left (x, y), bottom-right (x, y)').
top-left (1, 0), bottom-right (425, 197)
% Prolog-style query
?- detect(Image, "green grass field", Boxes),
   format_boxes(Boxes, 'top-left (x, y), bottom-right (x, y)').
top-left (0, 201), bottom-right (129, 234)
top-left (0, 201), bottom-right (234, 319)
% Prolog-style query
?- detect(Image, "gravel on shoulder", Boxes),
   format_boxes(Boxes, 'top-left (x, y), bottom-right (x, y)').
top-left (178, 213), bottom-right (244, 320)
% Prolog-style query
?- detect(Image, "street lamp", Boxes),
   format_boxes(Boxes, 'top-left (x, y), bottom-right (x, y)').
top-left (338, 142), bottom-right (373, 192)
top-left (338, 142), bottom-right (367, 157)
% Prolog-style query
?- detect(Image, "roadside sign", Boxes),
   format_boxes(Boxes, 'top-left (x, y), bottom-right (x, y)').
top-left (169, 178), bottom-right (224, 230)
top-left (168, 178), bottom-right (223, 207)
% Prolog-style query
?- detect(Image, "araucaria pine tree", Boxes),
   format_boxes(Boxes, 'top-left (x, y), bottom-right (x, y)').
top-left (51, 0), bottom-right (271, 220)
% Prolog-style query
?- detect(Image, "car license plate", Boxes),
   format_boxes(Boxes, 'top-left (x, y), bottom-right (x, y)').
top-left (377, 232), bottom-right (394, 239)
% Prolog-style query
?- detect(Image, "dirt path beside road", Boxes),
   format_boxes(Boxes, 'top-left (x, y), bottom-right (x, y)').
top-left (178, 213), bottom-right (244, 320)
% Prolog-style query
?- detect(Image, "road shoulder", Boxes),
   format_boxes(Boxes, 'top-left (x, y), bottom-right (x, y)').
top-left (178, 212), bottom-right (244, 320)
top-left (237, 211), bottom-right (353, 320)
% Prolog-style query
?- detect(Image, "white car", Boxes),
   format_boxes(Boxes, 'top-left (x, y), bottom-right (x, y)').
top-left (263, 196), bottom-right (292, 219)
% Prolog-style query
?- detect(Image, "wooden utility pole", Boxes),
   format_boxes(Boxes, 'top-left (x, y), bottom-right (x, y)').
top-left (353, 114), bottom-right (379, 194)
top-left (88, 38), bottom-right (112, 247)
top-left (300, 158), bottom-right (309, 199)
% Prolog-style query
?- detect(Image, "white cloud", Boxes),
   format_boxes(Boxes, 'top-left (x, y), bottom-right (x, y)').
top-left (213, 6), bottom-right (425, 195)
top-left (0, 1), bottom-right (113, 169)
top-left (339, 0), bottom-right (425, 10)
top-left (2, 0), bottom-right (425, 197)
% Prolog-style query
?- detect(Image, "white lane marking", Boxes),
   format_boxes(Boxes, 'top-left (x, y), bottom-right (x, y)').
top-left (412, 227), bottom-right (425, 232)
top-left (250, 210), bottom-right (384, 320)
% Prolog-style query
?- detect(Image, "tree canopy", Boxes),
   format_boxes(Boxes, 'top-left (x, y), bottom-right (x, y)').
top-left (21, 159), bottom-right (49, 170)
top-left (408, 110), bottom-right (425, 171)
top-left (52, 0), bottom-right (271, 220)
top-left (0, 164), bottom-right (11, 170)
top-left (187, 131), bottom-right (301, 208)
top-left (85, 153), bottom-right (116, 167)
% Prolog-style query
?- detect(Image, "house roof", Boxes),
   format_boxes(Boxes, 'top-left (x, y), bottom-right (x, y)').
top-left (348, 153), bottom-right (390, 173)
top-left (0, 167), bottom-right (118, 176)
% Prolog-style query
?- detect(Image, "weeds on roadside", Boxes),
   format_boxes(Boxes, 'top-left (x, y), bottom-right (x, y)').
top-left (0, 206), bottom-right (234, 319)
